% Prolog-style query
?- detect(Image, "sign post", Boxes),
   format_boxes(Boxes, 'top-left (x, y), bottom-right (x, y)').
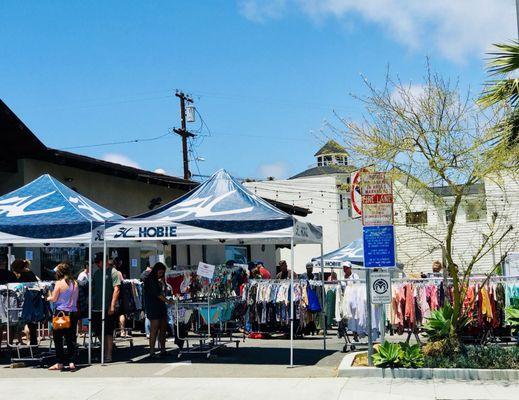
top-left (361, 171), bottom-right (395, 366)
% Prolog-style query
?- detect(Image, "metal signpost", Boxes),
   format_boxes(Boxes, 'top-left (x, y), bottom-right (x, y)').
top-left (360, 171), bottom-right (396, 366)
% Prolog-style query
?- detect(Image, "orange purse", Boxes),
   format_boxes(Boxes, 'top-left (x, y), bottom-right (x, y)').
top-left (52, 311), bottom-right (71, 330)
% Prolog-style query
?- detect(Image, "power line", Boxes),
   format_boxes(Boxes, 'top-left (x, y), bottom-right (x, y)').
top-left (60, 132), bottom-right (172, 150)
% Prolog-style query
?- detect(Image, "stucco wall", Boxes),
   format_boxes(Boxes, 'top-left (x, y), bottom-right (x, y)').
top-left (21, 159), bottom-right (186, 216)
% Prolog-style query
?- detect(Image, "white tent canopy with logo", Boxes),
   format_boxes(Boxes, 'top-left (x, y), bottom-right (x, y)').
top-left (103, 169), bottom-right (325, 366)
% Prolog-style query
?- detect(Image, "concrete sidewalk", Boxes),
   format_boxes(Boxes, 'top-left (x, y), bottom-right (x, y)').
top-left (1, 377), bottom-right (517, 400)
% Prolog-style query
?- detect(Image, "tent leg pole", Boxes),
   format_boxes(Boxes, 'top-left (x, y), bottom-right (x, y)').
top-left (366, 269), bottom-right (373, 366)
top-left (101, 240), bottom-right (107, 365)
top-left (290, 237), bottom-right (295, 368)
top-left (7, 245), bottom-right (12, 270)
top-left (320, 242), bottom-right (326, 351)
top-left (88, 238), bottom-right (93, 365)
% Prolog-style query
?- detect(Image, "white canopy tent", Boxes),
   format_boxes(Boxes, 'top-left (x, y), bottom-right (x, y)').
top-left (103, 169), bottom-right (324, 366)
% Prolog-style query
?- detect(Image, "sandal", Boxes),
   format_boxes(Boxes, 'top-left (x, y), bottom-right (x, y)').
top-left (69, 363), bottom-right (77, 372)
top-left (48, 363), bottom-right (63, 371)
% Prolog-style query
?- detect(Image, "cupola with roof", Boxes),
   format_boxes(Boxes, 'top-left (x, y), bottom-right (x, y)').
top-left (289, 140), bottom-right (355, 179)
top-left (314, 140), bottom-right (348, 167)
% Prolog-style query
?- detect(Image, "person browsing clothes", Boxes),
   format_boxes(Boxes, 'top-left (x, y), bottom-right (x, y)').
top-left (47, 263), bottom-right (79, 372)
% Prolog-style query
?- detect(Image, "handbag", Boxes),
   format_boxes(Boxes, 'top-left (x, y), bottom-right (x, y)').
top-left (52, 311), bottom-right (71, 330)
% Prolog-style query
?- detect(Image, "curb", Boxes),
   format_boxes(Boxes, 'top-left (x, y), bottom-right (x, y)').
top-left (338, 352), bottom-right (519, 380)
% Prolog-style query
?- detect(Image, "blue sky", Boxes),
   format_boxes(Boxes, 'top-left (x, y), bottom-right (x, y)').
top-left (1, 1), bottom-right (516, 180)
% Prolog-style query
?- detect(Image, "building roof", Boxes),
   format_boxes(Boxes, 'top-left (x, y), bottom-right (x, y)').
top-left (289, 164), bottom-right (357, 180)
top-left (429, 183), bottom-right (486, 197)
top-left (263, 198), bottom-right (310, 217)
top-left (0, 100), bottom-right (310, 217)
top-left (314, 140), bottom-right (348, 157)
top-left (0, 99), bottom-right (197, 190)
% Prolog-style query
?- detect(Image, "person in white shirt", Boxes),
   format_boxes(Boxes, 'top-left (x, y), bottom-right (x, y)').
top-left (77, 262), bottom-right (89, 282)
top-left (342, 261), bottom-right (360, 280)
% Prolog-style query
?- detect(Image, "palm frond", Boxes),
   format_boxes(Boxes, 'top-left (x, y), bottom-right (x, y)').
top-left (486, 41), bottom-right (519, 76)
top-left (479, 78), bottom-right (519, 107)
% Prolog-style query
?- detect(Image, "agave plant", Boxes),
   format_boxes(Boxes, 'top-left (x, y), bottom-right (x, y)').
top-left (505, 306), bottom-right (519, 334)
top-left (423, 304), bottom-right (454, 341)
top-left (399, 343), bottom-right (425, 368)
top-left (372, 341), bottom-right (403, 368)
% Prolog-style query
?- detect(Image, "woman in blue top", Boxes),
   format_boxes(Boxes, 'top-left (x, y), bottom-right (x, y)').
top-left (47, 263), bottom-right (79, 371)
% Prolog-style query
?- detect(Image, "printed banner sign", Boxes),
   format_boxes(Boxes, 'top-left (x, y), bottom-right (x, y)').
top-left (370, 271), bottom-right (392, 304)
top-left (197, 262), bottom-right (216, 279)
top-left (362, 203), bottom-right (394, 226)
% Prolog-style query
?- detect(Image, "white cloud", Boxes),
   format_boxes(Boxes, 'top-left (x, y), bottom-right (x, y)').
top-left (257, 161), bottom-right (289, 179)
top-left (390, 84), bottom-right (427, 105)
top-left (154, 168), bottom-right (167, 175)
top-left (239, 0), bottom-right (516, 63)
top-left (102, 153), bottom-right (141, 169)
top-left (238, 0), bottom-right (288, 22)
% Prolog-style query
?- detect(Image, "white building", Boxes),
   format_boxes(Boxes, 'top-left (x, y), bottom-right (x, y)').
top-left (244, 140), bottom-right (362, 274)
top-left (393, 172), bottom-right (519, 275)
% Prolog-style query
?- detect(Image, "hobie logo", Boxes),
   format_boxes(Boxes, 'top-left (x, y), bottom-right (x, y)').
top-left (69, 196), bottom-right (113, 221)
top-left (114, 226), bottom-right (177, 238)
top-left (165, 190), bottom-right (253, 220)
top-left (0, 192), bottom-right (64, 217)
top-left (114, 227), bottom-right (135, 238)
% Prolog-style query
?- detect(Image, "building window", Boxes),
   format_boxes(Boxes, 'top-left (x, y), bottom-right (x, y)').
top-left (347, 198), bottom-right (352, 218)
top-left (406, 211), bottom-right (428, 226)
top-left (323, 155), bottom-right (332, 165)
top-left (225, 245), bottom-right (248, 264)
top-left (465, 199), bottom-right (487, 222)
top-left (339, 194), bottom-right (344, 210)
top-left (445, 209), bottom-right (452, 223)
top-left (317, 156), bottom-right (323, 166)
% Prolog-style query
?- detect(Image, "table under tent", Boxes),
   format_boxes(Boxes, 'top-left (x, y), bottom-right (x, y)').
top-left (103, 169), bottom-right (325, 366)
top-left (0, 174), bottom-right (123, 364)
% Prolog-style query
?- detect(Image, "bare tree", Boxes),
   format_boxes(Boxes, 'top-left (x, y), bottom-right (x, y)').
top-left (333, 64), bottom-right (519, 335)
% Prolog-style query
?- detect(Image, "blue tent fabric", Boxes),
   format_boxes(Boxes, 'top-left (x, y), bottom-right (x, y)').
top-left (0, 174), bottom-right (120, 241)
top-left (127, 169), bottom-right (293, 234)
top-left (313, 238), bottom-right (364, 266)
top-left (106, 169), bottom-right (322, 244)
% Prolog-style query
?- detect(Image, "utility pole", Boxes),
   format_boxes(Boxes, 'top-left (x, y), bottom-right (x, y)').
top-left (516, 0), bottom-right (519, 38)
top-left (174, 91), bottom-right (195, 180)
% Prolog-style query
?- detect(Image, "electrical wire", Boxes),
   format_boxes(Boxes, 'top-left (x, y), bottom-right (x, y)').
top-left (60, 132), bottom-right (173, 150)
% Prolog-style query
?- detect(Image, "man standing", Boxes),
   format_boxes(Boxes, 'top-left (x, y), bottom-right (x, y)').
top-left (299, 262), bottom-right (321, 280)
top-left (275, 260), bottom-right (291, 279)
top-left (342, 261), bottom-right (360, 280)
top-left (255, 261), bottom-right (271, 279)
top-left (92, 253), bottom-right (121, 363)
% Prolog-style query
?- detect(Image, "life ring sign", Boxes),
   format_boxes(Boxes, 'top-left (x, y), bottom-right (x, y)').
top-left (350, 170), bottom-right (363, 219)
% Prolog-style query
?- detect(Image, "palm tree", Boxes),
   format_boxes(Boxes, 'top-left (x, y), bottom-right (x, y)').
top-left (479, 41), bottom-right (519, 147)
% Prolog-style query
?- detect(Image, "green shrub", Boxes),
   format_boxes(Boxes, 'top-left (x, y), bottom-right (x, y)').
top-left (373, 341), bottom-right (403, 368)
top-left (423, 304), bottom-right (467, 341)
top-left (424, 345), bottom-right (519, 369)
top-left (505, 306), bottom-right (519, 334)
top-left (399, 343), bottom-right (425, 368)
top-left (373, 341), bottom-right (425, 369)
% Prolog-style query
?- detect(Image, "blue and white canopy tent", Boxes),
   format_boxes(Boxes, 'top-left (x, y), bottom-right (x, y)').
top-left (104, 169), bottom-right (324, 366)
top-left (0, 174), bottom-right (120, 245)
top-left (0, 174), bottom-right (123, 364)
top-left (312, 238), bottom-right (403, 270)
top-left (104, 169), bottom-right (322, 245)
top-left (312, 238), bottom-right (364, 267)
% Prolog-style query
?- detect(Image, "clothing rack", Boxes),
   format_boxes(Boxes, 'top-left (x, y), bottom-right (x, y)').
top-left (1, 281), bottom-right (55, 364)
top-left (174, 295), bottom-right (242, 359)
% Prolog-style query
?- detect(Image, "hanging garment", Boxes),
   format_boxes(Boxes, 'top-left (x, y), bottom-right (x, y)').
top-left (21, 289), bottom-right (51, 323)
